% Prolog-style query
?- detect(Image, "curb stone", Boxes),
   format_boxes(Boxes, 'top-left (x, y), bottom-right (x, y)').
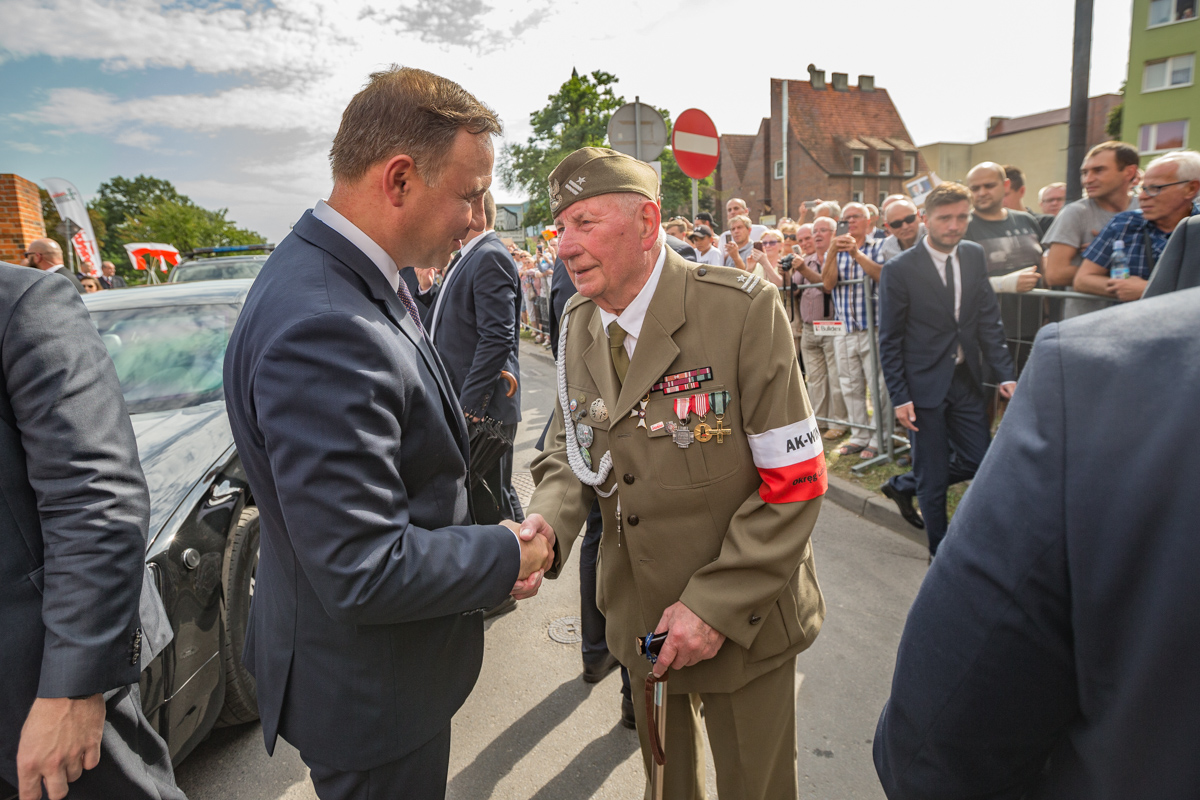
top-left (523, 340), bottom-right (927, 549)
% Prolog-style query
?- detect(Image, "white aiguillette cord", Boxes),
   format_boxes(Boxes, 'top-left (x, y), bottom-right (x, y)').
top-left (557, 311), bottom-right (617, 498)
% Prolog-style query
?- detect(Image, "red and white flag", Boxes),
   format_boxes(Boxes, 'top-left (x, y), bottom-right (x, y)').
top-left (747, 415), bottom-right (827, 503)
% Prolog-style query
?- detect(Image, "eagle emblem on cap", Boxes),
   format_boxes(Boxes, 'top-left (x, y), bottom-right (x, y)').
top-left (549, 178), bottom-right (562, 212)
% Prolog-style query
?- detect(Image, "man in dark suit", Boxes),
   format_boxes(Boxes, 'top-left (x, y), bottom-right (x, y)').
top-left (20, 239), bottom-right (85, 294)
top-left (878, 182), bottom-right (1015, 556)
top-left (428, 191), bottom-right (523, 523)
top-left (98, 261), bottom-right (128, 290)
top-left (222, 67), bottom-right (553, 800)
top-left (0, 263), bottom-right (183, 800)
top-left (875, 285), bottom-right (1200, 799)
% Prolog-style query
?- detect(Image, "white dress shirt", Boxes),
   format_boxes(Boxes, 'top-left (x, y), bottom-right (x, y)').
top-left (923, 237), bottom-right (962, 323)
top-left (312, 200), bottom-right (400, 292)
top-left (428, 230), bottom-right (488, 339)
top-left (597, 245), bottom-right (667, 360)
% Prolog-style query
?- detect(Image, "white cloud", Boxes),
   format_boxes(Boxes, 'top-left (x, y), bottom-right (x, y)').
top-left (4, 140), bottom-right (44, 153)
top-left (114, 129), bottom-right (162, 149)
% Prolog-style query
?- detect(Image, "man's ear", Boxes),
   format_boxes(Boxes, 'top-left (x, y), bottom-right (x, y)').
top-left (382, 154), bottom-right (418, 209)
top-left (642, 201), bottom-right (663, 250)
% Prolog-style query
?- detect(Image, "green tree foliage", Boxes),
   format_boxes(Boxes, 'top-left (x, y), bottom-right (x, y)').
top-left (114, 199), bottom-right (265, 259)
top-left (500, 70), bottom-right (714, 232)
top-left (1106, 82), bottom-right (1126, 141)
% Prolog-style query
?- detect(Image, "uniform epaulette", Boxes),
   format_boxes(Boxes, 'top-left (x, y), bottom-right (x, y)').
top-left (691, 264), bottom-right (770, 298)
top-left (563, 291), bottom-right (594, 315)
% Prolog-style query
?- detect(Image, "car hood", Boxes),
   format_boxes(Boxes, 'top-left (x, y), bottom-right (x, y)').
top-left (131, 402), bottom-right (233, 539)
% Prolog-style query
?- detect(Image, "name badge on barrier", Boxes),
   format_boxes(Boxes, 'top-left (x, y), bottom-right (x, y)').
top-left (813, 320), bottom-right (846, 336)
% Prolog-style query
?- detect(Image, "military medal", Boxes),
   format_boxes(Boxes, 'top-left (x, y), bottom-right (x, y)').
top-left (580, 446), bottom-right (593, 468)
top-left (569, 398), bottom-right (578, 412)
top-left (692, 392), bottom-right (715, 442)
top-left (705, 390), bottom-right (732, 444)
top-left (589, 398), bottom-right (608, 423)
top-left (628, 394), bottom-right (649, 428)
top-left (652, 367), bottom-right (713, 395)
top-left (575, 422), bottom-right (594, 448)
top-left (674, 396), bottom-right (692, 424)
top-left (668, 398), bottom-right (696, 448)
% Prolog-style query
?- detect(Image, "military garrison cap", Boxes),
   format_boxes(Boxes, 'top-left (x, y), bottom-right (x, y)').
top-left (547, 147), bottom-right (659, 217)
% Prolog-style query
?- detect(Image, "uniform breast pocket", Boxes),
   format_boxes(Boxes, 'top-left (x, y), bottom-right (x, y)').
top-left (645, 392), bottom-right (740, 489)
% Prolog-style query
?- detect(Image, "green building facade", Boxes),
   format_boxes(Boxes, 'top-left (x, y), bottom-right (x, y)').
top-left (1121, 0), bottom-right (1198, 163)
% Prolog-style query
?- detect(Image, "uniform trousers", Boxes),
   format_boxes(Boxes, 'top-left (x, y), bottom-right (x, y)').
top-left (580, 502), bottom-right (632, 700)
top-left (301, 723), bottom-right (452, 800)
top-left (799, 324), bottom-right (848, 431)
top-left (833, 330), bottom-right (891, 450)
top-left (0, 684), bottom-right (186, 800)
top-left (631, 656), bottom-right (798, 800)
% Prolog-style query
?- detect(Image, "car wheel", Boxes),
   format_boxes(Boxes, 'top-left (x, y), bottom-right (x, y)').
top-left (217, 505), bottom-right (260, 726)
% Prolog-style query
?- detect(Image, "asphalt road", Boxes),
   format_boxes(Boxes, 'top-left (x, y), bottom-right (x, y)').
top-left (173, 343), bottom-right (929, 799)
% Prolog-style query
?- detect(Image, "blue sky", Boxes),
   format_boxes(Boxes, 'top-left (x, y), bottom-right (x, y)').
top-left (1, 0), bottom-right (1134, 245)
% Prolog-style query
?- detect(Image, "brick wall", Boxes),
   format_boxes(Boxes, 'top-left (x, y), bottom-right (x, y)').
top-left (0, 175), bottom-right (46, 265)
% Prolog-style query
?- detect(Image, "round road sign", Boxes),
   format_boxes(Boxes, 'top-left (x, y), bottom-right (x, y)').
top-left (607, 102), bottom-right (668, 162)
top-left (672, 109), bottom-right (720, 180)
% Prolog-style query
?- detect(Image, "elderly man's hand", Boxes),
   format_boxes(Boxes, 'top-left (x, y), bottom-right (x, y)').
top-left (1106, 276), bottom-right (1147, 302)
top-left (834, 234), bottom-right (856, 253)
top-left (651, 602), bottom-right (726, 678)
top-left (505, 515), bottom-right (555, 599)
top-left (18, 695), bottom-right (105, 800)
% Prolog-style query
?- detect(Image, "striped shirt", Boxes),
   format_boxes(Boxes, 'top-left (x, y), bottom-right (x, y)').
top-left (832, 237), bottom-right (886, 333)
top-left (1082, 203), bottom-right (1199, 279)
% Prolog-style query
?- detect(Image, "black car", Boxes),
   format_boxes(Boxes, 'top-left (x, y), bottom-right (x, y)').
top-left (84, 279), bottom-right (259, 765)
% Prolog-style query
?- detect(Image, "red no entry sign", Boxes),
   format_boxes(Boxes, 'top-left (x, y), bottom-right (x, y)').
top-left (672, 109), bottom-right (720, 180)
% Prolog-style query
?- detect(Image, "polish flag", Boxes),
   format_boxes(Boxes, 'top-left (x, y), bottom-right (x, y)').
top-left (747, 415), bottom-right (828, 503)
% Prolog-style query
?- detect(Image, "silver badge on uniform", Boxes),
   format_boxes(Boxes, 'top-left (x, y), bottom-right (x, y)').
top-left (575, 423), bottom-right (594, 448)
top-left (589, 398), bottom-right (608, 423)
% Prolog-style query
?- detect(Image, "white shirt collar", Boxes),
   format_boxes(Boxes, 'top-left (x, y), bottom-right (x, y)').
top-left (597, 245), bottom-right (667, 358)
top-left (312, 199), bottom-right (400, 292)
top-left (457, 230), bottom-right (490, 260)
top-left (923, 236), bottom-right (959, 267)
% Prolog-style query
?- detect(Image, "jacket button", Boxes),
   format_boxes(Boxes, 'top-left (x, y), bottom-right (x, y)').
top-left (749, 614), bottom-right (762, 625)
top-left (628, 514), bottom-right (640, 526)
top-left (624, 473), bottom-right (635, 484)
top-left (697, 267), bottom-right (707, 276)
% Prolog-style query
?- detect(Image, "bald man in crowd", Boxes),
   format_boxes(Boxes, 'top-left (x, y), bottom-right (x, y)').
top-left (21, 239), bottom-right (86, 294)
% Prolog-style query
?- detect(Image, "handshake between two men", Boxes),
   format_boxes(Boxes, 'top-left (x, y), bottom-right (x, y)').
top-left (499, 514), bottom-right (726, 680)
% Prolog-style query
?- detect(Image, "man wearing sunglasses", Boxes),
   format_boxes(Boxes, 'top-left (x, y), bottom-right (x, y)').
top-left (20, 239), bottom-right (86, 295)
top-left (879, 200), bottom-right (925, 263)
top-left (1074, 150), bottom-right (1200, 303)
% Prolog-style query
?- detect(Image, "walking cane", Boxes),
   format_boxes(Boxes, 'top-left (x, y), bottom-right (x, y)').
top-left (638, 631), bottom-right (669, 800)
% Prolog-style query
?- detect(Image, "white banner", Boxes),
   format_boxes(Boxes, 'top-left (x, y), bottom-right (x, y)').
top-left (42, 177), bottom-right (102, 276)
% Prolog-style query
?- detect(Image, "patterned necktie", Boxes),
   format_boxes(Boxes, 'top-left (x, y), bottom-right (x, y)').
top-left (396, 280), bottom-right (426, 338)
top-left (608, 322), bottom-right (629, 384)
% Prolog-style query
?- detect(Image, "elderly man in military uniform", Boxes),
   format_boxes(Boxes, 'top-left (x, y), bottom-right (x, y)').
top-left (521, 147), bottom-right (827, 800)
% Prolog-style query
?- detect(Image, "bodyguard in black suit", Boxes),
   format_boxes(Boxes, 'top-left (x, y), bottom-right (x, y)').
top-left (428, 192), bottom-right (523, 523)
top-left (20, 238), bottom-right (85, 294)
top-left (222, 68), bottom-right (552, 800)
top-left (0, 263), bottom-right (182, 800)
top-left (878, 183), bottom-right (1015, 555)
top-left (875, 285), bottom-right (1200, 799)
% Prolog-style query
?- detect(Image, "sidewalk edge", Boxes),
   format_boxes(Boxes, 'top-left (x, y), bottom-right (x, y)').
top-left (825, 475), bottom-right (929, 550)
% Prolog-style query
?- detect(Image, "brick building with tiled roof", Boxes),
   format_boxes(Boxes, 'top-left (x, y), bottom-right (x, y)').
top-left (715, 68), bottom-right (928, 228)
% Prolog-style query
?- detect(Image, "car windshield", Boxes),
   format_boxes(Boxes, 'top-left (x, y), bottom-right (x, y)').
top-left (172, 259), bottom-right (264, 282)
top-left (89, 304), bottom-right (240, 413)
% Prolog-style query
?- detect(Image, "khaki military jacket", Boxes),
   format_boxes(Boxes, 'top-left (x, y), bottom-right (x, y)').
top-left (528, 249), bottom-right (827, 694)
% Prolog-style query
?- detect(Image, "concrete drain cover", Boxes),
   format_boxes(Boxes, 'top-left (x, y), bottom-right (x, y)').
top-left (548, 616), bottom-right (582, 644)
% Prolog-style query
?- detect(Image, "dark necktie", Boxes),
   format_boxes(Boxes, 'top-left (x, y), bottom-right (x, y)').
top-left (944, 254), bottom-right (957, 320)
top-left (608, 322), bottom-right (629, 384)
top-left (396, 280), bottom-right (426, 338)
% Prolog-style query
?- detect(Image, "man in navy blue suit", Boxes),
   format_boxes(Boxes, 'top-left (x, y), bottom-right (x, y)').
top-left (878, 182), bottom-right (1015, 556)
top-left (222, 67), bottom-right (553, 800)
top-left (875, 285), bottom-right (1200, 799)
top-left (428, 191), bottom-right (523, 523)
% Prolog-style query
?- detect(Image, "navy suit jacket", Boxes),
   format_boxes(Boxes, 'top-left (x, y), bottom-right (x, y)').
top-left (430, 231), bottom-right (522, 424)
top-left (875, 286), bottom-right (1200, 799)
top-left (0, 265), bottom-right (162, 783)
top-left (878, 240), bottom-right (1014, 408)
top-left (223, 211), bottom-right (520, 771)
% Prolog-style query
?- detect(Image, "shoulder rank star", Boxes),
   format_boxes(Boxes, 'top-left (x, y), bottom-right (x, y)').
top-left (629, 395), bottom-right (649, 428)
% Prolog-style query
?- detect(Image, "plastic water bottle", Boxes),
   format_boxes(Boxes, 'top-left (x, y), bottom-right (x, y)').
top-left (1109, 240), bottom-right (1130, 281)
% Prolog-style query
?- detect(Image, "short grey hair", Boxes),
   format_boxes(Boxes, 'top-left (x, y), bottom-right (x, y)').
top-left (813, 200), bottom-right (841, 218)
top-left (812, 216), bottom-right (837, 232)
top-left (1148, 150), bottom-right (1200, 183)
top-left (1038, 182), bottom-right (1067, 202)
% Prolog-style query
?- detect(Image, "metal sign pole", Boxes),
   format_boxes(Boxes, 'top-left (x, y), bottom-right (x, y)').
top-left (691, 179), bottom-right (698, 219)
top-left (634, 96), bottom-right (642, 162)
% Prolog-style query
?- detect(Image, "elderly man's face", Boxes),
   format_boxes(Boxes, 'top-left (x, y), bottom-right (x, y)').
top-left (102, 263), bottom-right (115, 276)
top-left (886, 203), bottom-right (921, 246)
top-left (967, 167), bottom-right (1008, 215)
top-left (1138, 161), bottom-right (1200, 224)
top-left (841, 207), bottom-right (869, 240)
top-left (812, 221), bottom-right (835, 251)
top-left (796, 228), bottom-right (815, 255)
top-left (730, 220), bottom-right (751, 246)
top-left (555, 194), bottom-right (658, 314)
top-left (1039, 186), bottom-right (1066, 215)
top-left (726, 200), bottom-right (748, 218)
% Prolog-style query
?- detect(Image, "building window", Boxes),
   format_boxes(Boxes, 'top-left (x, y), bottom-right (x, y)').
top-left (1143, 53), bottom-right (1195, 91)
top-left (851, 190), bottom-right (864, 203)
top-left (774, 159), bottom-right (784, 180)
top-left (851, 154), bottom-right (865, 174)
top-left (1139, 120), bottom-right (1189, 153)
top-left (904, 155), bottom-right (916, 176)
top-left (878, 191), bottom-right (889, 206)
top-left (1149, 0), bottom-right (1196, 26)
top-left (879, 154), bottom-right (890, 175)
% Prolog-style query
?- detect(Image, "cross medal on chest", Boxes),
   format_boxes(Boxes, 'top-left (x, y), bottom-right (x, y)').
top-left (670, 396), bottom-right (695, 448)
top-left (694, 391), bottom-right (731, 443)
top-left (628, 394), bottom-right (649, 428)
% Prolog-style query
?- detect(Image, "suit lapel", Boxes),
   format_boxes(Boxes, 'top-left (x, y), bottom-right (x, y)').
top-left (914, 245), bottom-right (955, 318)
top-left (612, 252), bottom-right (686, 424)
top-left (581, 309), bottom-right (622, 423)
top-left (292, 211), bottom-right (466, 453)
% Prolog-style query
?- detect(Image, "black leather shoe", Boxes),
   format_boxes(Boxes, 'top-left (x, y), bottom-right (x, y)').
top-left (482, 596), bottom-right (517, 620)
top-left (881, 482), bottom-right (925, 530)
top-left (620, 695), bottom-right (637, 730)
top-left (582, 652), bottom-right (620, 684)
